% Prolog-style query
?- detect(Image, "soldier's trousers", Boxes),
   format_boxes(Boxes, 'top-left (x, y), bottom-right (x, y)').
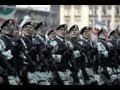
top-left (76, 56), bottom-right (89, 81)
top-left (100, 56), bottom-right (110, 80)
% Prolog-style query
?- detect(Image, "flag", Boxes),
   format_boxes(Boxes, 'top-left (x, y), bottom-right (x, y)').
top-left (90, 29), bottom-right (98, 44)
top-left (95, 20), bottom-right (107, 30)
top-left (0, 5), bottom-right (16, 23)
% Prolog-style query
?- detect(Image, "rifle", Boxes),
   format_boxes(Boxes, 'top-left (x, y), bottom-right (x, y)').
top-left (19, 38), bottom-right (36, 67)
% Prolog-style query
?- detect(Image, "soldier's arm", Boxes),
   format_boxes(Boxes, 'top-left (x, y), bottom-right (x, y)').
top-left (0, 39), bottom-right (14, 71)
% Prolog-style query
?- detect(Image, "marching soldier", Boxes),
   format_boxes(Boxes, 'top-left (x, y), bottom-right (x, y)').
top-left (96, 28), bottom-right (111, 84)
top-left (0, 19), bottom-right (16, 71)
top-left (48, 24), bottom-right (69, 85)
top-left (0, 19), bottom-right (18, 84)
top-left (79, 26), bottom-right (98, 84)
top-left (34, 21), bottom-right (51, 72)
top-left (45, 29), bottom-right (73, 85)
top-left (51, 24), bottom-right (68, 71)
top-left (107, 30), bottom-right (120, 74)
top-left (34, 21), bottom-right (47, 48)
top-left (15, 22), bottom-right (38, 85)
top-left (45, 29), bottom-right (58, 57)
top-left (67, 25), bottom-right (87, 85)
top-left (51, 24), bottom-right (81, 85)
top-left (45, 29), bottom-right (56, 45)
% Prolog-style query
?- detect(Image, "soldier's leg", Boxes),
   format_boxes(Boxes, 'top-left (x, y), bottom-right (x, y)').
top-left (93, 58), bottom-right (99, 74)
top-left (52, 71), bottom-right (64, 85)
top-left (49, 59), bottom-right (64, 85)
top-left (19, 65), bottom-right (29, 85)
top-left (68, 61), bottom-right (80, 84)
top-left (80, 56), bottom-right (90, 82)
top-left (0, 67), bottom-right (9, 85)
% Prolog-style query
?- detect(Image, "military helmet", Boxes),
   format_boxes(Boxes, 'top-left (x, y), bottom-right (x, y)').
top-left (56, 24), bottom-right (67, 31)
top-left (22, 22), bottom-right (33, 28)
top-left (80, 26), bottom-right (91, 34)
top-left (35, 21), bottom-right (47, 30)
top-left (97, 28), bottom-right (107, 36)
top-left (1, 19), bottom-right (15, 30)
top-left (69, 24), bottom-right (79, 33)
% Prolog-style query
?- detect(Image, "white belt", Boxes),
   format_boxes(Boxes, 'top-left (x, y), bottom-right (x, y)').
top-left (52, 54), bottom-right (62, 62)
top-left (73, 50), bottom-right (81, 59)
top-left (2, 50), bottom-right (13, 60)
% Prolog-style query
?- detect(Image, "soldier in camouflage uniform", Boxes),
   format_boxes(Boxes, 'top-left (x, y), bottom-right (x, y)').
top-left (0, 19), bottom-right (17, 85)
top-left (79, 26), bottom-right (98, 85)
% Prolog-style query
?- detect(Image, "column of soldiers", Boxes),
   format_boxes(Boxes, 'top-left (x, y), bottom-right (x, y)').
top-left (0, 19), bottom-right (120, 85)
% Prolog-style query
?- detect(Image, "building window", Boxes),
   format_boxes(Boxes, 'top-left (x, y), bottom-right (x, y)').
top-left (102, 5), bottom-right (111, 16)
top-left (74, 5), bottom-right (81, 16)
top-left (64, 5), bottom-right (71, 16)
top-left (89, 20), bottom-right (93, 27)
top-left (89, 7), bottom-right (93, 15)
top-left (74, 17), bottom-right (80, 25)
top-left (102, 6), bottom-right (106, 16)
top-left (107, 20), bottom-right (111, 29)
top-left (106, 6), bottom-right (111, 15)
top-left (115, 6), bottom-right (120, 16)
top-left (89, 6), bottom-right (98, 16)
top-left (115, 20), bottom-right (119, 28)
top-left (94, 6), bottom-right (98, 15)
top-left (64, 17), bottom-right (70, 26)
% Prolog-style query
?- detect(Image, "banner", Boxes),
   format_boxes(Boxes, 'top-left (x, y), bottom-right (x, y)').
top-left (0, 5), bottom-right (16, 23)
top-left (95, 20), bottom-right (107, 30)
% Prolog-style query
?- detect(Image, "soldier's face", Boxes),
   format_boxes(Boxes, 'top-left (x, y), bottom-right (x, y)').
top-left (13, 27), bottom-right (19, 36)
top-left (82, 31), bottom-right (90, 39)
top-left (99, 31), bottom-right (107, 39)
top-left (37, 26), bottom-right (47, 35)
top-left (3, 24), bottom-right (15, 35)
top-left (48, 31), bottom-right (56, 40)
top-left (109, 34), bottom-right (116, 39)
top-left (23, 25), bottom-right (34, 36)
top-left (69, 29), bottom-right (79, 38)
top-left (57, 29), bottom-right (67, 38)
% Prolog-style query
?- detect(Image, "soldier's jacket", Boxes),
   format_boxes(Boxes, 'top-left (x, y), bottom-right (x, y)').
top-left (107, 39), bottom-right (117, 56)
top-left (34, 34), bottom-right (47, 48)
top-left (68, 38), bottom-right (81, 50)
top-left (49, 35), bottom-right (71, 63)
top-left (107, 39), bottom-right (117, 48)
top-left (79, 38), bottom-right (93, 51)
top-left (13, 36), bottom-right (39, 66)
top-left (53, 36), bottom-right (69, 54)
top-left (66, 38), bottom-right (81, 59)
top-left (78, 38), bottom-right (98, 56)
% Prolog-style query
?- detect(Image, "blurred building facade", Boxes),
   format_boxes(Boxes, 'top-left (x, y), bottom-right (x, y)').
top-left (51, 5), bottom-right (120, 30)
top-left (1, 5), bottom-right (120, 30)
top-left (15, 7), bottom-right (52, 29)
